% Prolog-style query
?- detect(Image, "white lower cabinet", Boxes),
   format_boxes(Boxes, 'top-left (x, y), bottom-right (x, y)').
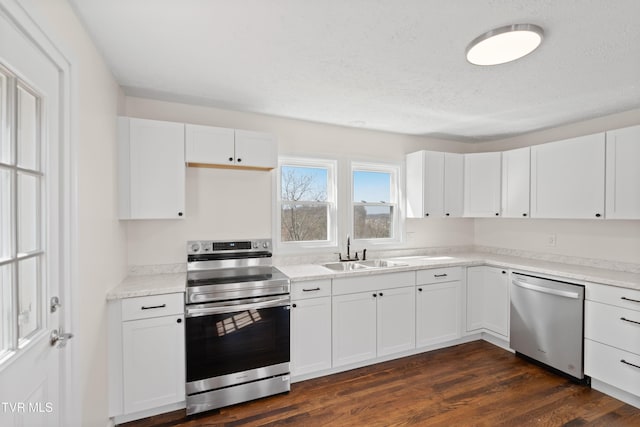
top-left (377, 286), bottom-right (416, 356)
top-left (109, 293), bottom-right (185, 422)
top-left (291, 280), bottom-right (332, 377)
top-left (415, 267), bottom-right (462, 347)
top-left (466, 266), bottom-right (509, 338)
top-left (332, 292), bottom-right (378, 366)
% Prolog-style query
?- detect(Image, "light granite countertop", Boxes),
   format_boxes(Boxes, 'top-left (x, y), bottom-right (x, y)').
top-left (107, 252), bottom-right (640, 300)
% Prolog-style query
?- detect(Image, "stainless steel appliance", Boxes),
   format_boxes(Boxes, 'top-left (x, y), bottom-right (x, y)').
top-left (510, 272), bottom-right (587, 382)
top-left (185, 239), bottom-right (291, 415)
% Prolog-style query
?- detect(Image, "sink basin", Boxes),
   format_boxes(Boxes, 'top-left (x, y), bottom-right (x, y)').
top-left (357, 259), bottom-right (409, 268)
top-left (323, 262), bottom-right (370, 271)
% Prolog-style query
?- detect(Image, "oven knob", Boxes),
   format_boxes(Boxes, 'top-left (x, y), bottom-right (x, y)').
top-left (263, 242), bottom-right (269, 249)
top-left (253, 242), bottom-right (259, 249)
top-left (190, 243), bottom-right (200, 253)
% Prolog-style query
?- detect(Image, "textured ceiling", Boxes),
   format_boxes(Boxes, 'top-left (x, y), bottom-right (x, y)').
top-left (70, 0), bottom-right (640, 141)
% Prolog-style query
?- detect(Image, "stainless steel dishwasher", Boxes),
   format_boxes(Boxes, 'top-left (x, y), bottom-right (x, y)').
top-left (510, 272), bottom-right (587, 382)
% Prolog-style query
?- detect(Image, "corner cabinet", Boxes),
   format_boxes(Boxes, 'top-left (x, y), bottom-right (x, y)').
top-left (530, 133), bottom-right (605, 219)
top-left (118, 117), bottom-right (186, 219)
top-left (501, 147), bottom-right (530, 218)
top-left (605, 125), bottom-right (640, 219)
top-left (466, 266), bottom-right (509, 339)
top-left (185, 124), bottom-right (277, 170)
top-left (463, 152), bottom-right (502, 217)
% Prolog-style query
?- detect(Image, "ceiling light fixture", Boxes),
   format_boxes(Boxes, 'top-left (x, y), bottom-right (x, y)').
top-left (466, 24), bottom-right (544, 66)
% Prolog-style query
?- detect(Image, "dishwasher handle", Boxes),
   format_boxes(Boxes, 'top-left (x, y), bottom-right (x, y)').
top-left (512, 279), bottom-right (580, 299)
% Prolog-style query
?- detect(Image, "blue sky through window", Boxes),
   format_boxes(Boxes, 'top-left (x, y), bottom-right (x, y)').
top-left (281, 166), bottom-right (328, 202)
top-left (353, 171), bottom-right (390, 203)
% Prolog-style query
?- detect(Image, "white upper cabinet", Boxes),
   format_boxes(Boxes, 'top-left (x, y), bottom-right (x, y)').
top-left (444, 153), bottom-right (464, 217)
top-left (406, 150), bottom-right (444, 218)
top-left (464, 152), bottom-right (501, 217)
top-left (605, 125), bottom-right (640, 219)
top-left (530, 133), bottom-right (606, 219)
top-left (185, 124), bottom-right (277, 169)
top-left (118, 117), bottom-right (186, 220)
top-left (501, 147), bottom-right (530, 218)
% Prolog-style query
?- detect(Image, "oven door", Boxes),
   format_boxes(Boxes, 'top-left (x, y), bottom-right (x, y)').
top-left (185, 295), bottom-right (290, 394)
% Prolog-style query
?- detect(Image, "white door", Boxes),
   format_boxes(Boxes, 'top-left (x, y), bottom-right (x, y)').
top-left (463, 152), bottom-right (502, 217)
top-left (416, 281), bottom-right (461, 347)
top-left (376, 286), bottom-right (415, 356)
top-left (291, 297), bottom-right (332, 376)
top-left (605, 126), bottom-right (640, 219)
top-left (332, 292), bottom-right (377, 367)
top-left (0, 6), bottom-right (68, 427)
top-left (443, 153), bottom-right (464, 217)
top-left (483, 268), bottom-right (509, 338)
top-left (501, 147), bottom-right (531, 218)
top-left (234, 129), bottom-right (277, 169)
top-left (185, 123), bottom-right (235, 166)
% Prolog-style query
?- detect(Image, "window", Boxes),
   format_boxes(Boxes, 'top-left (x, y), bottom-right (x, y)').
top-left (351, 162), bottom-right (400, 242)
top-left (277, 157), bottom-right (337, 248)
top-left (0, 66), bottom-right (44, 360)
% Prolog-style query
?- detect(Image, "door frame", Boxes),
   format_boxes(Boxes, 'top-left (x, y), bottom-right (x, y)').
top-left (0, 1), bottom-right (76, 426)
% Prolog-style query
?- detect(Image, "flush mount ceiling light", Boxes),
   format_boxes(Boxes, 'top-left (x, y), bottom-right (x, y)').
top-left (466, 24), bottom-right (544, 66)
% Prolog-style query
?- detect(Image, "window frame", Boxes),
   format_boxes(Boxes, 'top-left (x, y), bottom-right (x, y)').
top-left (275, 156), bottom-right (338, 252)
top-left (349, 160), bottom-right (403, 246)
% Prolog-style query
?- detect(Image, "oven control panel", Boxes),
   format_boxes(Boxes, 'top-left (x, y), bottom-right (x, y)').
top-left (187, 239), bottom-right (271, 255)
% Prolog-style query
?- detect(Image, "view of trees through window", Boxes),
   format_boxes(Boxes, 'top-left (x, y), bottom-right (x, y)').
top-left (353, 170), bottom-right (394, 239)
top-left (280, 165), bottom-right (329, 242)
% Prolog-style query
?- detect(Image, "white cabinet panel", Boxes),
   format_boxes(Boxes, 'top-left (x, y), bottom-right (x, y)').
top-left (235, 130), bottom-right (277, 169)
top-left (377, 287), bottom-right (415, 356)
top-left (501, 147), bottom-right (530, 218)
top-left (585, 301), bottom-right (640, 356)
top-left (416, 281), bottom-right (461, 347)
top-left (530, 133), bottom-right (605, 219)
top-left (185, 124), bottom-right (235, 166)
top-left (464, 152), bottom-right (502, 217)
top-left (466, 266), bottom-right (509, 338)
top-left (606, 126), bottom-right (640, 219)
top-left (291, 297), bottom-right (332, 376)
top-left (466, 267), bottom-right (484, 332)
top-left (119, 117), bottom-right (185, 219)
top-left (406, 150), bottom-right (444, 218)
top-left (585, 339), bottom-right (640, 397)
top-left (444, 153), bottom-right (464, 217)
top-left (332, 292), bottom-right (377, 367)
top-left (122, 313), bottom-right (185, 414)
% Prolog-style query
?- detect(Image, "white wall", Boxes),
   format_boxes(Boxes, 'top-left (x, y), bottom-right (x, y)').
top-left (20, 1), bottom-right (127, 426)
top-left (473, 109), bottom-right (640, 263)
top-left (124, 97), bottom-right (475, 266)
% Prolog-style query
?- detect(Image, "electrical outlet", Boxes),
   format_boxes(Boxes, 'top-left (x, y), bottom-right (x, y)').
top-left (546, 234), bottom-right (557, 247)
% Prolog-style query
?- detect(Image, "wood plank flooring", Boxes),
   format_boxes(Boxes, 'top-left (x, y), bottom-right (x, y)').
top-left (121, 341), bottom-right (640, 426)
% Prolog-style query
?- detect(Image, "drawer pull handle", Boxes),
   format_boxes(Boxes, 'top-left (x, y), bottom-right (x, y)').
top-left (620, 359), bottom-right (640, 370)
top-left (141, 304), bottom-right (166, 310)
top-left (621, 296), bottom-right (640, 304)
top-left (621, 317), bottom-right (640, 326)
top-left (434, 274), bottom-right (448, 278)
top-left (302, 288), bottom-right (321, 292)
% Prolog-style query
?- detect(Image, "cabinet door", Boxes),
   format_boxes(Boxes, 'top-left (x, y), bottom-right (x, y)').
top-left (377, 286), bottom-right (415, 356)
top-left (122, 117), bottom-right (185, 219)
top-left (291, 297), bottom-right (332, 376)
top-left (406, 151), bottom-right (444, 218)
top-left (464, 152), bottom-right (502, 217)
top-left (444, 153), bottom-right (464, 217)
top-left (416, 281), bottom-right (461, 347)
top-left (466, 267), bottom-right (484, 332)
top-left (122, 314), bottom-right (185, 414)
top-left (234, 129), bottom-right (277, 169)
top-left (185, 124), bottom-right (235, 166)
top-left (530, 133), bottom-right (605, 219)
top-left (332, 292), bottom-right (377, 367)
top-left (606, 126), bottom-right (640, 219)
top-left (501, 147), bottom-right (530, 218)
top-left (482, 268), bottom-right (509, 338)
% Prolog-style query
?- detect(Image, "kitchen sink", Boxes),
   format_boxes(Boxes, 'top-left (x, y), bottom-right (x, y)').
top-left (323, 262), bottom-right (370, 271)
top-left (357, 259), bottom-right (408, 268)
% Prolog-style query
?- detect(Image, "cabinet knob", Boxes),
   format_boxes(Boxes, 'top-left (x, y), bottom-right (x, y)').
top-left (237, 158), bottom-right (242, 163)
top-left (595, 213), bottom-right (601, 218)
top-left (418, 288), bottom-right (423, 292)
top-left (502, 271), bottom-right (506, 274)
top-left (425, 213), bottom-right (429, 217)
top-left (523, 213), bottom-right (527, 217)
top-left (372, 293), bottom-right (377, 298)
top-left (495, 213), bottom-right (499, 216)
top-left (445, 213), bottom-right (450, 216)
top-left (228, 157), bottom-right (233, 162)
top-left (379, 292), bottom-right (383, 297)
top-left (178, 212), bottom-right (183, 217)
top-left (177, 318), bottom-right (182, 323)
top-left (292, 303), bottom-right (297, 308)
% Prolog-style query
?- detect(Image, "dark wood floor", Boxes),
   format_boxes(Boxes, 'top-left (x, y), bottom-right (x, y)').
top-left (122, 341), bottom-right (640, 426)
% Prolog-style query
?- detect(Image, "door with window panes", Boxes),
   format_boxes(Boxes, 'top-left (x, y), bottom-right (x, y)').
top-left (0, 7), bottom-right (66, 427)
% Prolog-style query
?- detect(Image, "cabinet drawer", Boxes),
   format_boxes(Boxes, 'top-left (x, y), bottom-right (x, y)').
top-left (122, 293), bottom-right (184, 321)
top-left (585, 339), bottom-right (640, 397)
top-left (586, 282), bottom-right (640, 312)
top-left (333, 271), bottom-right (415, 296)
top-left (291, 280), bottom-right (331, 300)
top-left (416, 267), bottom-right (462, 284)
top-left (585, 301), bottom-right (640, 355)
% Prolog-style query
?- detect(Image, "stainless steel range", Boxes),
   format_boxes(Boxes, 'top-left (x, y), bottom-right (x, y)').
top-left (184, 239), bottom-right (291, 415)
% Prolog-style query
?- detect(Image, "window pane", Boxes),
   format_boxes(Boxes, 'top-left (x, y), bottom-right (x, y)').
top-left (354, 205), bottom-right (393, 239)
top-left (281, 204), bottom-right (328, 242)
top-left (0, 168), bottom-right (10, 259)
top-left (0, 72), bottom-right (8, 164)
top-left (353, 171), bottom-right (390, 203)
top-left (18, 256), bottom-right (39, 341)
top-left (281, 166), bottom-right (327, 202)
top-left (18, 172), bottom-right (39, 253)
top-left (17, 85), bottom-right (39, 171)
top-left (0, 263), bottom-right (12, 355)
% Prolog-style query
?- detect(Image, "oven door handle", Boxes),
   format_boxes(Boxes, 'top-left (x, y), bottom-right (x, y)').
top-left (185, 296), bottom-right (290, 317)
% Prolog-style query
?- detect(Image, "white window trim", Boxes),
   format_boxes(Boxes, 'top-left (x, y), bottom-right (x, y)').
top-left (274, 156), bottom-right (338, 253)
top-left (349, 160), bottom-right (404, 247)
